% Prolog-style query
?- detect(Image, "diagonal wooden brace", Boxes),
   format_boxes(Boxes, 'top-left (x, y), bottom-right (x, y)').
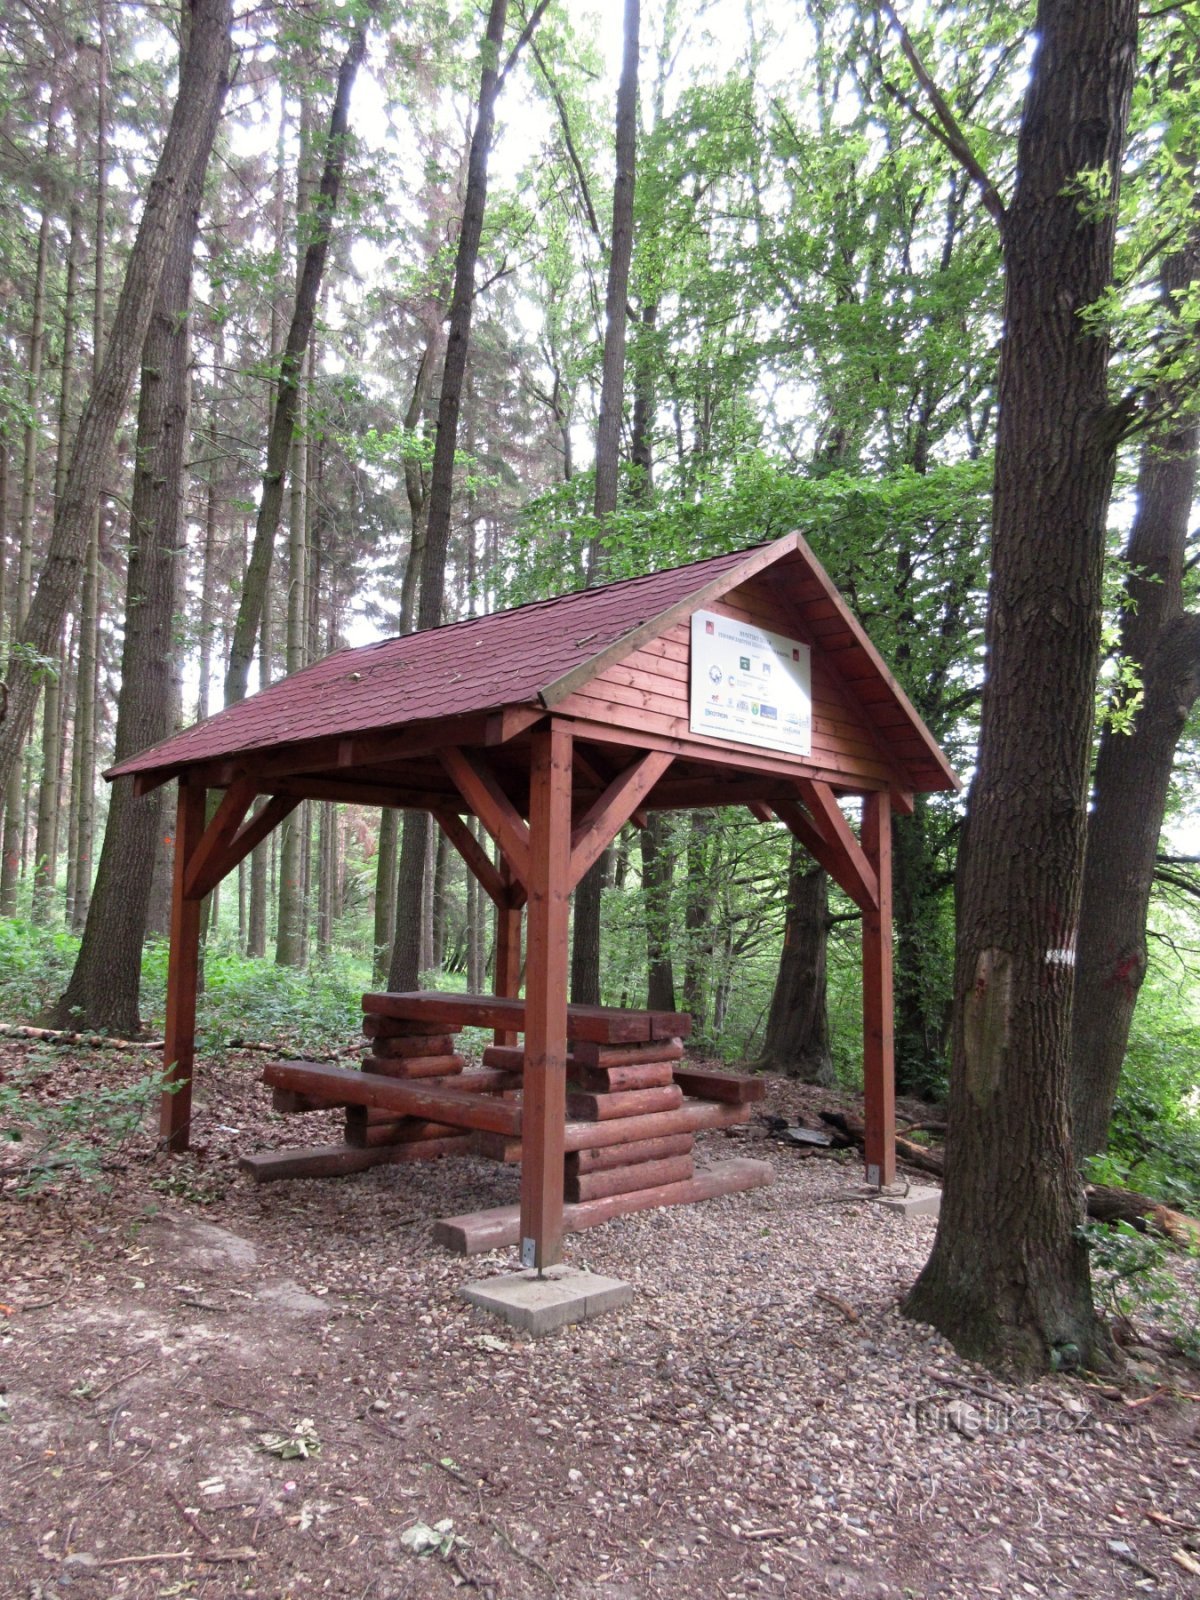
top-left (183, 778), bottom-right (257, 901)
top-left (439, 747), bottom-right (531, 889)
top-left (185, 787), bottom-right (298, 902)
top-left (434, 807), bottom-right (527, 909)
top-left (568, 751), bottom-right (673, 891)
top-left (774, 782), bottom-right (878, 913)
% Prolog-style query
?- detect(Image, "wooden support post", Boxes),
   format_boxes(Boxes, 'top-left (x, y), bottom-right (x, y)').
top-left (494, 861), bottom-right (523, 1048)
top-left (161, 779), bottom-right (207, 1152)
top-left (520, 721), bottom-right (573, 1270)
top-left (861, 790), bottom-right (895, 1187)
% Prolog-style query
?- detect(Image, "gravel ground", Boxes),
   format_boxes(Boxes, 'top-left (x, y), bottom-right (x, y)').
top-left (1, 1042), bottom-right (1198, 1600)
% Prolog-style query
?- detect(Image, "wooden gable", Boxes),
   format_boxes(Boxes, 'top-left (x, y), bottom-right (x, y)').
top-left (547, 538), bottom-right (957, 803)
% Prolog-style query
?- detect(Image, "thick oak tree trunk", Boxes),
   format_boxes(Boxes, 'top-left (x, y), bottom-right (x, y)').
top-left (906, 0), bottom-right (1138, 1375)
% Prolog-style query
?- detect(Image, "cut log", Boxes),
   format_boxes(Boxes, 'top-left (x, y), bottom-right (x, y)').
top-left (565, 1084), bottom-right (684, 1121)
top-left (572, 1038), bottom-right (685, 1069)
top-left (367, 1032), bottom-right (457, 1059)
top-left (568, 1132), bottom-right (695, 1176)
top-left (434, 1157), bottom-right (774, 1253)
top-left (673, 1066), bottom-right (765, 1104)
top-left (570, 1060), bottom-right (676, 1093)
top-left (361, 1053), bottom-right (466, 1078)
top-left (261, 1060), bottom-right (521, 1136)
top-left (360, 989), bottom-right (692, 1043)
top-left (566, 1153), bottom-right (695, 1203)
top-left (240, 1134), bottom-right (472, 1182)
top-left (344, 1109), bottom-right (457, 1148)
top-left (474, 1099), bottom-right (749, 1163)
top-left (362, 1014), bottom-right (459, 1040)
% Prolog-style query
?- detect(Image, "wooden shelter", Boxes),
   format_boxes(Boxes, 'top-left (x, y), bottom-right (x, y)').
top-left (108, 532), bottom-right (958, 1269)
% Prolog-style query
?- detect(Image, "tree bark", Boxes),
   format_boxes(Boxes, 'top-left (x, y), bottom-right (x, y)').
top-left (640, 814), bottom-right (676, 1012)
top-left (223, 20), bottom-right (368, 706)
top-left (0, 0), bottom-right (231, 805)
top-left (906, 0), bottom-right (1138, 1375)
top-left (1072, 247), bottom-right (1200, 1154)
top-left (53, 43), bottom-right (226, 1033)
top-left (32, 199), bottom-right (81, 921)
top-left (572, 0), bottom-right (640, 1004)
top-left (756, 843), bottom-right (834, 1085)
top-left (415, 0), bottom-right (509, 632)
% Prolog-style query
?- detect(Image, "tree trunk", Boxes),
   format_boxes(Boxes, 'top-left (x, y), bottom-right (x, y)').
top-left (893, 799), bottom-right (952, 1095)
top-left (32, 201), bottom-right (82, 922)
top-left (53, 51), bottom-right (224, 1033)
top-left (1072, 244), bottom-right (1200, 1155)
top-left (640, 814), bottom-right (676, 1012)
top-left (906, 0), bottom-right (1138, 1375)
top-left (681, 811), bottom-right (713, 1029)
top-left (0, 0), bottom-right (231, 804)
top-left (1, 151), bottom-right (52, 916)
top-left (415, 0), bottom-right (509, 632)
top-left (373, 810), bottom-right (397, 984)
top-left (572, 0), bottom-right (640, 1003)
top-left (756, 842), bottom-right (834, 1085)
top-left (223, 21), bottom-right (368, 706)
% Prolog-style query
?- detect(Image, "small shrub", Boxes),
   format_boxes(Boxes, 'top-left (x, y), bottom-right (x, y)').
top-left (0, 1049), bottom-right (166, 1191)
top-left (0, 919), bottom-right (80, 1019)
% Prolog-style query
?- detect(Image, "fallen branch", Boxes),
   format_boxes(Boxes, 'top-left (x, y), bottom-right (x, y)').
top-left (0, 1023), bottom-right (164, 1051)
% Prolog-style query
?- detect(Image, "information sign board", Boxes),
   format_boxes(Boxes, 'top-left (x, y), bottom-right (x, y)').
top-left (688, 609), bottom-right (812, 756)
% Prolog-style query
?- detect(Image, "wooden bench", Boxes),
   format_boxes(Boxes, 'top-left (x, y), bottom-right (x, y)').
top-left (260, 1059), bottom-right (521, 1137)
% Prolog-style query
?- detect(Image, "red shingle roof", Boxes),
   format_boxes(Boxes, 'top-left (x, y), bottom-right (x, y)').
top-left (107, 545), bottom-right (756, 780)
top-left (107, 534), bottom-right (959, 794)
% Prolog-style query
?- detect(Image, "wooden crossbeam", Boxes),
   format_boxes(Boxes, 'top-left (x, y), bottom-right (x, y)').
top-left (433, 808), bottom-right (525, 909)
top-left (439, 746), bottom-right (531, 888)
top-left (568, 750), bottom-right (673, 890)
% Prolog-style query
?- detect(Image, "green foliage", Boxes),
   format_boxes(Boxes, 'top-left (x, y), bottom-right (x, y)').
top-left (1102, 953), bottom-right (1200, 1209)
top-left (194, 942), bottom-right (369, 1056)
top-left (0, 919), bottom-right (80, 1017)
top-left (0, 1050), bottom-right (167, 1192)
top-left (1079, 1218), bottom-right (1200, 1363)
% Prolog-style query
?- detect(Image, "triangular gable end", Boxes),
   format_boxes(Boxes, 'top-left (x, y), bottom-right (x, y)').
top-left (542, 531), bottom-right (959, 799)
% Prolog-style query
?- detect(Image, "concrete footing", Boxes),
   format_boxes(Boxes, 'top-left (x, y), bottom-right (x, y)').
top-left (460, 1265), bottom-right (634, 1335)
top-left (869, 1184), bottom-right (941, 1218)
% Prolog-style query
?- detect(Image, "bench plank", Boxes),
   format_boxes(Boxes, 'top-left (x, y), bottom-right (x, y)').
top-left (263, 1059), bottom-right (521, 1137)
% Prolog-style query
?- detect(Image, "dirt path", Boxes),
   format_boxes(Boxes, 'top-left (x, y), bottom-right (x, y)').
top-left (2, 1049), bottom-right (1198, 1599)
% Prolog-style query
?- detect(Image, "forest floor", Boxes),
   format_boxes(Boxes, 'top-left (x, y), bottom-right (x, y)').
top-left (1, 1039), bottom-right (1199, 1600)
